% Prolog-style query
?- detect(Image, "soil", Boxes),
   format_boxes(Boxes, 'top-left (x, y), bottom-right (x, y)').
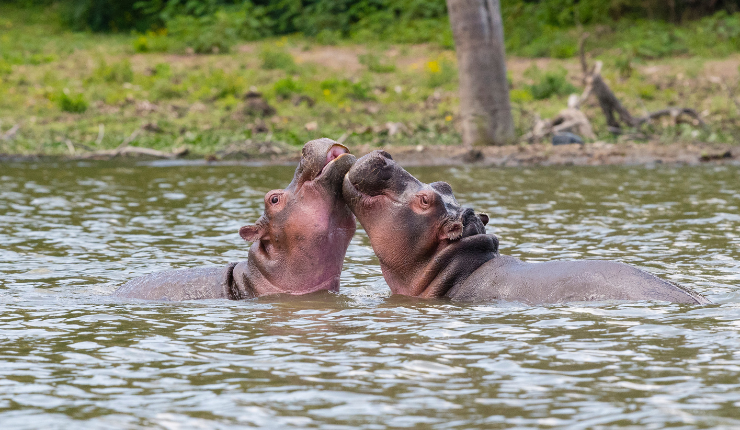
top-left (2, 142), bottom-right (736, 167)
top-left (369, 142), bottom-right (738, 167)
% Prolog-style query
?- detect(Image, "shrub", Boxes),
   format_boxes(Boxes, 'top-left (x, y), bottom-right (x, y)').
top-left (358, 53), bottom-right (396, 73)
top-left (615, 55), bottom-right (633, 79)
top-left (133, 30), bottom-right (170, 53)
top-left (152, 63), bottom-right (171, 77)
top-left (527, 67), bottom-right (577, 100)
top-left (62, 0), bottom-right (155, 32)
top-left (349, 80), bottom-right (374, 101)
top-left (637, 83), bottom-right (657, 100)
top-left (425, 59), bottom-right (457, 88)
top-left (93, 59), bottom-right (133, 83)
top-left (133, 35), bottom-right (149, 53)
top-left (206, 69), bottom-right (246, 99)
top-left (260, 48), bottom-right (297, 72)
top-left (57, 89), bottom-right (88, 113)
top-left (167, 13), bottom-right (237, 54)
top-left (150, 79), bottom-right (186, 100)
top-left (273, 77), bottom-right (301, 99)
top-left (315, 29), bottom-right (342, 45)
top-left (0, 60), bottom-right (11, 76)
top-left (315, 78), bottom-right (375, 101)
top-left (320, 78), bottom-right (343, 92)
top-left (510, 88), bottom-right (534, 103)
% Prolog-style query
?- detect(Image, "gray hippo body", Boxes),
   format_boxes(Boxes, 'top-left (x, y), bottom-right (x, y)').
top-left (448, 249), bottom-right (709, 305)
top-left (114, 262), bottom-right (250, 301)
top-left (342, 150), bottom-right (709, 305)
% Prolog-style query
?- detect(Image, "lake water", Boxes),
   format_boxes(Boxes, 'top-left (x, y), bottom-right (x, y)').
top-left (1, 161), bottom-right (739, 429)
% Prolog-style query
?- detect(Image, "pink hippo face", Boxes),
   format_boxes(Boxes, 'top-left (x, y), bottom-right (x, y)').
top-left (239, 138), bottom-right (357, 296)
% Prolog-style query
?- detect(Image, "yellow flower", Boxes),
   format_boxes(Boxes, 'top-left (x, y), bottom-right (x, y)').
top-left (323, 89), bottom-right (331, 96)
top-left (427, 60), bottom-right (441, 74)
top-left (445, 115), bottom-right (452, 122)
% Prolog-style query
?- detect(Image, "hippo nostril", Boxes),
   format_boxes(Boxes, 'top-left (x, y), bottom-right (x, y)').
top-left (377, 150), bottom-right (393, 160)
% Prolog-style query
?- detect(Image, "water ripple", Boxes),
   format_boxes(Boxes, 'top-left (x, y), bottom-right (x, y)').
top-left (0, 163), bottom-right (738, 428)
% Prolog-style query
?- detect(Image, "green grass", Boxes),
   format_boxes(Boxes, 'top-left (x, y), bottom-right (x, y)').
top-left (0, 5), bottom-right (737, 156)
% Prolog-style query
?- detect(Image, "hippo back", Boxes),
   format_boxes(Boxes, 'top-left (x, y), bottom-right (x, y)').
top-left (448, 256), bottom-right (710, 305)
top-left (114, 263), bottom-right (242, 301)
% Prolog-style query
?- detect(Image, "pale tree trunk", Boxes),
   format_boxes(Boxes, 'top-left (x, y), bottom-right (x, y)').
top-left (447, 0), bottom-right (515, 146)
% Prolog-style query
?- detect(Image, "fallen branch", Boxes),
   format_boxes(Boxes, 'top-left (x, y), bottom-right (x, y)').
top-left (1, 124), bottom-right (19, 141)
top-left (579, 32), bottom-right (591, 79)
top-left (112, 127), bottom-right (143, 156)
top-left (74, 145), bottom-right (188, 160)
top-left (64, 139), bottom-right (75, 156)
top-left (580, 34), bottom-right (706, 134)
top-left (95, 124), bottom-right (105, 146)
top-left (636, 108), bottom-right (706, 127)
top-left (73, 126), bottom-right (187, 160)
top-left (589, 61), bottom-right (638, 128)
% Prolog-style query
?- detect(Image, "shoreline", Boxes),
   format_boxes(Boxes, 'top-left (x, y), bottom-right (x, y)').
top-left (1, 142), bottom-right (737, 167)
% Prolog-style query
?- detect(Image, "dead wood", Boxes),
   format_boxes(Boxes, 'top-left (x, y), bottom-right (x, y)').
top-left (521, 106), bottom-right (596, 143)
top-left (590, 66), bottom-right (638, 128)
top-left (72, 126), bottom-right (188, 160)
top-left (579, 34), bottom-right (706, 134)
top-left (637, 108), bottom-right (705, 127)
top-left (1, 124), bottom-right (20, 141)
top-left (74, 145), bottom-right (188, 160)
top-left (578, 32), bottom-right (590, 79)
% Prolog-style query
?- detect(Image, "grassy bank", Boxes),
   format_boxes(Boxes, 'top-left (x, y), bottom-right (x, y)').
top-left (1, 5), bottom-right (739, 157)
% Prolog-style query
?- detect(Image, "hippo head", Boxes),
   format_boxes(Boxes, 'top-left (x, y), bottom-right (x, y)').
top-left (238, 138), bottom-right (357, 296)
top-left (343, 150), bottom-right (491, 296)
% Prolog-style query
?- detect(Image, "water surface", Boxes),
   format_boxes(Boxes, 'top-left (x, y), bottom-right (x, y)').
top-left (1, 162), bottom-right (739, 429)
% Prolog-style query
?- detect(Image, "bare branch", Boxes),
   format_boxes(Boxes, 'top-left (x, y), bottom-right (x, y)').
top-left (579, 32), bottom-right (590, 79)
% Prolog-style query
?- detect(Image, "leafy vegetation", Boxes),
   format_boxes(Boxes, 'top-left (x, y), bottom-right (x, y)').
top-left (55, 89), bottom-right (88, 113)
top-left (13, 1), bottom-right (740, 60)
top-left (259, 47), bottom-right (297, 72)
top-left (0, 3), bottom-right (738, 157)
top-left (524, 66), bottom-right (578, 100)
top-left (358, 54), bottom-right (396, 74)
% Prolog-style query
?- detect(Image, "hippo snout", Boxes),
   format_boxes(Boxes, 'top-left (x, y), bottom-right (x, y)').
top-left (347, 150), bottom-right (423, 198)
top-left (346, 151), bottom-right (394, 195)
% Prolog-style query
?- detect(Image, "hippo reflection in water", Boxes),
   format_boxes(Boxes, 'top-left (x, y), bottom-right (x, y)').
top-left (342, 150), bottom-right (710, 305)
top-left (114, 138), bottom-right (356, 301)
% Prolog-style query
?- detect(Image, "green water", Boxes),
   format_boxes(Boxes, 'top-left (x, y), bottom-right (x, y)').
top-left (1, 162), bottom-right (739, 429)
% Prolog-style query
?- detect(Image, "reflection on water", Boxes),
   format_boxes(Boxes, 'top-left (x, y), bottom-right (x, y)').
top-left (1, 162), bottom-right (739, 428)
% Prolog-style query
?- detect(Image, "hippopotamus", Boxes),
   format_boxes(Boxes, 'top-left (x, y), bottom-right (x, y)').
top-left (114, 138), bottom-right (356, 301)
top-left (342, 150), bottom-right (709, 305)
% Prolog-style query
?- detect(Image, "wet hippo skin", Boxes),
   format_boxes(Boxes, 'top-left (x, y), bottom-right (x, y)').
top-left (342, 150), bottom-right (709, 305)
top-left (113, 138), bottom-right (356, 301)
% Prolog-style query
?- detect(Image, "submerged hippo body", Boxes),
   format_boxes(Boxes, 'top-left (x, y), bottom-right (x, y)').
top-left (342, 150), bottom-right (709, 305)
top-left (114, 138), bottom-right (356, 301)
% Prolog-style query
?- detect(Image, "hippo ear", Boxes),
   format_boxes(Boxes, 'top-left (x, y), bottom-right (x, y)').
top-left (477, 213), bottom-right (489, 226)
top-left (239, 224), bottom-right (264, 242)
top-left (440, 220), bottom-right (463, 241)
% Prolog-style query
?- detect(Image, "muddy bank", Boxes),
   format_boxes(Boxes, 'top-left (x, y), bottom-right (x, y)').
top-left (1, 142), bottom-right (737, 167)
top-left (369, 142), bottom-right (738, 167)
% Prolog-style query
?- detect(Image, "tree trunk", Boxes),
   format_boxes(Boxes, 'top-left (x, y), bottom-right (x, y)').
top-left (447, 0), bottom-right (515, 146)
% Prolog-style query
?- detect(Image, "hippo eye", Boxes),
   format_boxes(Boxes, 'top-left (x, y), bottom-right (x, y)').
top-left (270, 195), bottom-right (280, 204)
top-left (419, 195), bottom-right (430, 207)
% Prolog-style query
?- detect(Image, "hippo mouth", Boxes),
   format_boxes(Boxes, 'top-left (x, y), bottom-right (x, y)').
top-left (315, 144), bottom-right (350, 179)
